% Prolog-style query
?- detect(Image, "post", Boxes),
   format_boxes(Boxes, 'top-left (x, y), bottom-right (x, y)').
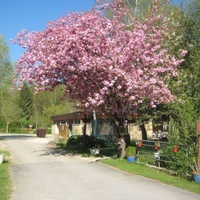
top-left (196, 120), bottom-right (200, 171)
top-left (83, 114), bottom-right (87, 149)
top-left (198, 135), bottom-right (200, 171)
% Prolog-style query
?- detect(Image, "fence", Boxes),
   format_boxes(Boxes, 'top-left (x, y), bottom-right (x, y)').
top-left (135, 140), bottom-right (169, 168)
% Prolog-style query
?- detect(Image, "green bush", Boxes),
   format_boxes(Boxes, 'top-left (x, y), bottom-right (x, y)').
top-left (66, 135), bottom-right (106, 148)
top-left (163, 99), bottom-right (199, 178)
top-left (9, 127), bottom-right (23, 133)
top-left (0, 128), bottom-right (6, 133)
top-left (125, 146), bottom-right (136, 157)
top-left (46, 128), bottom-right (52, 134)
top-left (162, 143), bottom-right (193, 178)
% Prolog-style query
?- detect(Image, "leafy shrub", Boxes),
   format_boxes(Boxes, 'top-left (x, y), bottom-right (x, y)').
top-left (125, 146), bottom-right (136, 157)
top-left (162, 143), bottom-right (193, 178)
top-left (163, 99), bottom-right (199, 178)
top-left (66, 135), bottom-right (106, 148)
top-left (46, 128), bottom-right (51, 134)
top-left (0, 128), bottom-right (6, 133)
top-left (9, 127), bottom-right (23, 133)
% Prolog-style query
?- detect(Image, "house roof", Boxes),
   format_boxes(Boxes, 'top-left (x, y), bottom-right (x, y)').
top-left (51, 110), bottom-right (138, 122)
top-left (51, 111), bottom-right (92, 121)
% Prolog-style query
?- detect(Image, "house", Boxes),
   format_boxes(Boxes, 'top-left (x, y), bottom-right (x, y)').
top-left (51, 111), bottom-right (91, 138)
top-left (152, 114), bottom-right (169, 140)
top-left (51, 111), bottom-right (154, 142)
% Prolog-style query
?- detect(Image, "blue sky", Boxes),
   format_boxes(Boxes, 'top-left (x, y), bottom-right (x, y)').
top-left (0, 0), bottom-right (95, 62)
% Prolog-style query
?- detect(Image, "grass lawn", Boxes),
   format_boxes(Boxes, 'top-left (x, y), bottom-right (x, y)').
top-left (0, 150), bottom-right (11, 200)
top-left (99, 158), bottom-right (200, 194)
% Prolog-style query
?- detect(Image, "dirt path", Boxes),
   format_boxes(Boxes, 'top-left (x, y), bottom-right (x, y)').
top-left (0, 134), bottom-right (200, 200)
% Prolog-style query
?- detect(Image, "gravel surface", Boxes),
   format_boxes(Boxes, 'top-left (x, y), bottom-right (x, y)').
top-left (0, 134), bottom-right (200, 200)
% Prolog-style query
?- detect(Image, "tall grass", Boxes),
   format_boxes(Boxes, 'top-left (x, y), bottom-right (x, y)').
top-left (0, 151), bottom-right (11, 200)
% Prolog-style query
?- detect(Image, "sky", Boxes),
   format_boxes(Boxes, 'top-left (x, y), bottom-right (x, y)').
top-left (0, 0), bottom-right (95, 62)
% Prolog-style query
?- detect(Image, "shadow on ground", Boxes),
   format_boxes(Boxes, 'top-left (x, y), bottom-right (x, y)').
top-left (0, 134), bottom-right (36, 141)
top-left (37, 145), bottom-right (77, 157)
top-left (38, 142), bottom-right (117, 160)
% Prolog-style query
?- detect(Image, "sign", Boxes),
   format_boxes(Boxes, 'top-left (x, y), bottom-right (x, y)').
top-left (196, 120), bottom-right (200, 136)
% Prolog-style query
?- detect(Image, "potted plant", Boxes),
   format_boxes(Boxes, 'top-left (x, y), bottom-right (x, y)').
top-left (125, 146), bottom-right (136, 163)
top-left (191, 158), bottom-right (200, 183)
top-left (189, 133), bottom-right (200, 183)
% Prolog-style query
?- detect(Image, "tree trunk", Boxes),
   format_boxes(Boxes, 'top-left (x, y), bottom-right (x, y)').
top-left (114, 137), bottom-right (126, 158)
top-left (6, 122), bottom-right (9, 133)
top-left (139, 121), bottom-right (147, 140)
top-left (109, 115), bottom-right (128, 158)
top-left (83, 114), bottom-right (87, 149)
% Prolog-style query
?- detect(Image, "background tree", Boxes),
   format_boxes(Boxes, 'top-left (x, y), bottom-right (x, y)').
top-left (0, 35), bottom-right (76, 132)
top-left (167, 0), bottom-right (200, 137)
top-left (0, 35), bottom-right (21, 133)
top-left (13, 0), bottom-right (186, 156)
top-left (157, 0), bottom-right (200, 176)
top-left (0, 85), bottom-right (21, 133)
top-left (33, 85), bottom-right (77, 128)
top-left (18, 82), bottom-right (34, 128)
top-left (180, 0), bottom-right (200, 113)
top-left (0, 35), bottom-right (13, 86)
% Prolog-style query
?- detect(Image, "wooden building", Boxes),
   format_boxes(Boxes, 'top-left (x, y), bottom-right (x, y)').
top-left (51, 111), bottom-right (154, 142)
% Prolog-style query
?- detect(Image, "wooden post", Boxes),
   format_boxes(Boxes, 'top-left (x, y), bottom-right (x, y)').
top-left (196, 120), bottom-right (200, 171)
top-left (198, 135), bottom-right (200, 171)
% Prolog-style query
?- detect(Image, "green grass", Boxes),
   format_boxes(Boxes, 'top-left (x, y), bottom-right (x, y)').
top-left (99, 158), bottom-right (200, 194)
top-left (0, 151), bottom-right (11, 200)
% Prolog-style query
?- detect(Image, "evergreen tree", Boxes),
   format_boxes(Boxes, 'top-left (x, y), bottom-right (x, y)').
top-left (19, 82), bottom-right (34, 127)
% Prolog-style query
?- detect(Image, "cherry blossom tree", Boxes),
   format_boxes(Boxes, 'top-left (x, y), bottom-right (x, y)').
top-left (12, 0), bottom-right (186, 155)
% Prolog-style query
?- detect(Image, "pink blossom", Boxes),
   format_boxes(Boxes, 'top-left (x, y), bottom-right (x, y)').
top-left (12, 0), bottom-right (186, 119)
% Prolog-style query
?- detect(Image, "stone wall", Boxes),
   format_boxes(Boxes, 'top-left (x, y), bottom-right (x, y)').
top-left (72, 123), bottom-right (92, 135)
top-left (128, 120), bottom-right (153, 140)
top-left (52, 119), bottom-right (153, 141)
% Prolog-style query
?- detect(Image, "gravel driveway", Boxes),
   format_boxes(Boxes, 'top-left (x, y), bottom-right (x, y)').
top-left (0, 134), bottom-right (200, 200)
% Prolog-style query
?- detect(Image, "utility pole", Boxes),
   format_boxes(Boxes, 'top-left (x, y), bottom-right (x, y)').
top-left (83, 114), bottom-right (87, 150)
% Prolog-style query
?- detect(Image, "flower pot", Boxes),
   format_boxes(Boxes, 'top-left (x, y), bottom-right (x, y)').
top-left (36, 128), bottom-right (46, 137)
top-left (138, 142), bottom-right (142, 147)
top-left (192, 173), bottom-right (200, 183)
top-left (173, 147), bottom-right (178, 153)
top-left (127, 156), bottom-right (136, 163)
top-left (154, 145), bottom-right (159, 150)
top-left (0, 154), bottom-right (5, 164)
